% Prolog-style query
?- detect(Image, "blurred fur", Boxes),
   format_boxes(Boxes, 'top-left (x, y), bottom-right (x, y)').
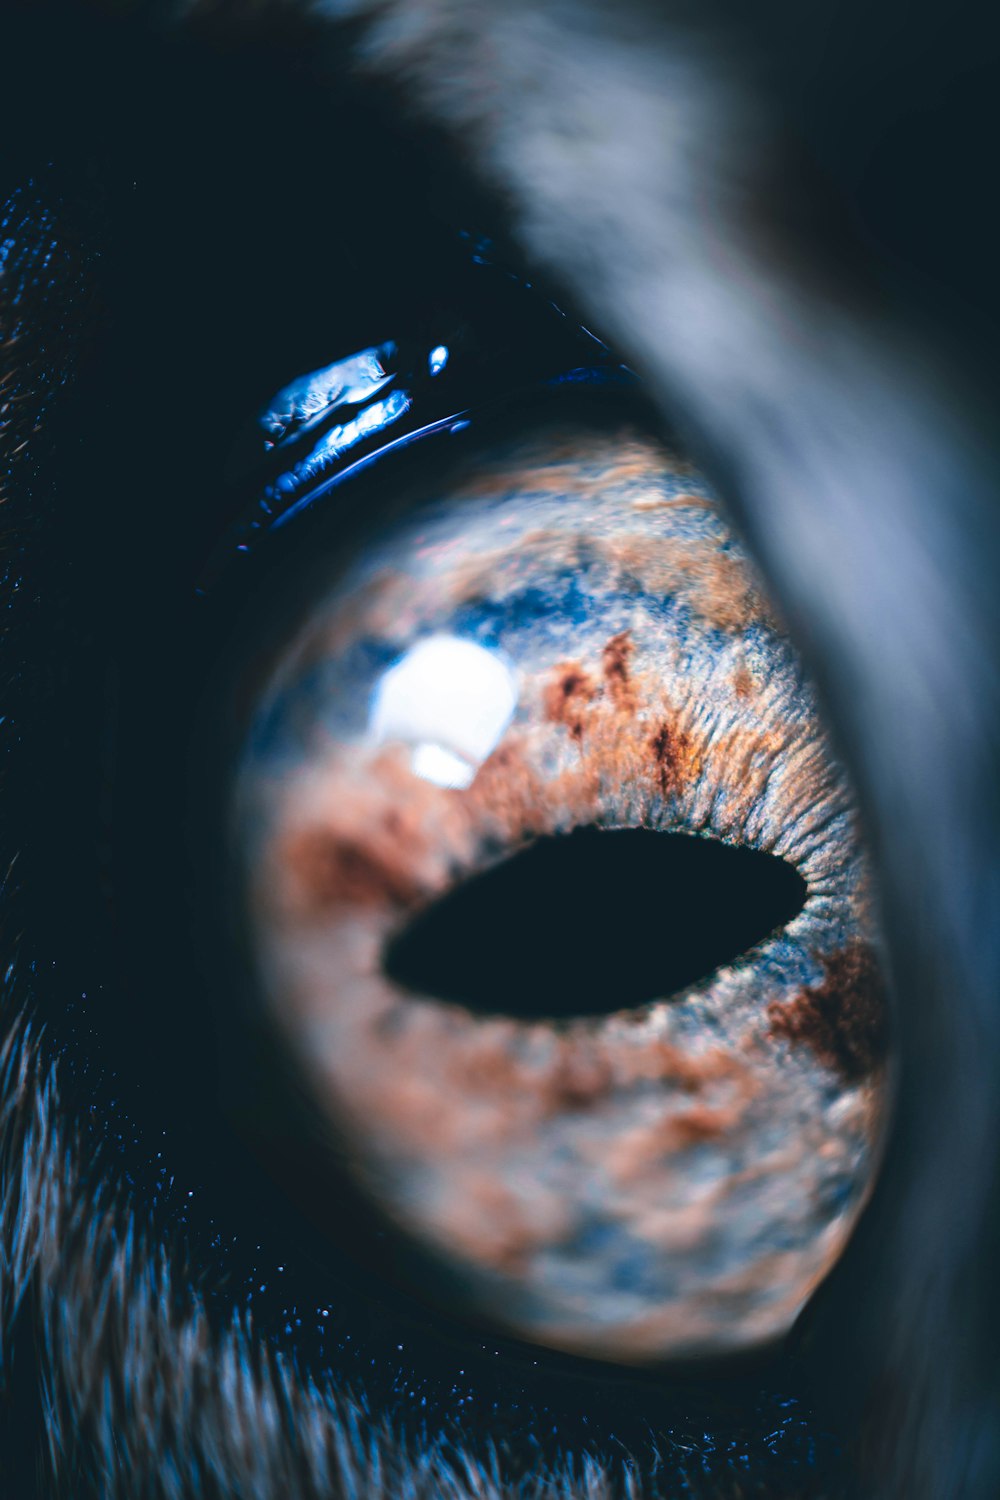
top-left (0, 1016), bottom-right (654, 1500)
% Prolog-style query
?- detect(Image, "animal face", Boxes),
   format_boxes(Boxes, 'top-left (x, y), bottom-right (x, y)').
top-left (1, 3), bottom-right (998, 1497)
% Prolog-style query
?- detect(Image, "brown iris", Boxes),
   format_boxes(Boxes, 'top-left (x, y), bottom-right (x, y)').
top-left (235, 425), bottom-right (888, 1362)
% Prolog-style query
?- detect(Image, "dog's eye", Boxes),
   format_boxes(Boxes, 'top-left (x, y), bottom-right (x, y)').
top-left (231, 411), bottom-right (889, 1366)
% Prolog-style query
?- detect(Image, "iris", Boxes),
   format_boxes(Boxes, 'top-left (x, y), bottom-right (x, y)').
top-left (234, 420), bottom-right (888, 1364)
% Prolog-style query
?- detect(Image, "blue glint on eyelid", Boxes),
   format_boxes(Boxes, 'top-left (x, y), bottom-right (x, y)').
top-left (267, 412), bottom-right (474, 533)
top-left (268, 390), bottom-right (412, 501)
top-left (259, 342), bottom-right (398, 447)
top-left (214, 328), bottom-right (628, 577)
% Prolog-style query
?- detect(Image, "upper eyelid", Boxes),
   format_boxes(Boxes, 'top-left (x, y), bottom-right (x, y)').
top-left (260, 341), bottom-right (400, 448)
top-left (202, 280), bottom-right (637, 595)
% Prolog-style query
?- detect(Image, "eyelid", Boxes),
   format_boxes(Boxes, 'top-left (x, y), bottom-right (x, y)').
top-left (264, 388), bottom-right (415, 506)
top-left (203, 372), bottom-right (639, 599)
top-left (260, 340), bottom-right (399, 449)
top-left (207, 254), bottom-right (640, 584)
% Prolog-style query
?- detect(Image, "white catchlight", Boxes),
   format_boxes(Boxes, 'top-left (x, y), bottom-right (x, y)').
top-left (369, 634), bottom-right (518, 789)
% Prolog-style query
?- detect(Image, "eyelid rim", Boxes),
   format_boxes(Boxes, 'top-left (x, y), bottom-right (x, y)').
top-left (266, 361), bottom-right (639, 533)
top-left (194, 240), bottom-right (642, 595)
top-left (197, 361), bottom-right (637, 599)
top-left (268, 408), bottom-right (474, 531)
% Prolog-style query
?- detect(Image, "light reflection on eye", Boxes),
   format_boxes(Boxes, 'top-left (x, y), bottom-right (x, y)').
top-left (233, 421), bottom-right (889, 1365)
top-left (370, 635), bottom-right (518, 790)
top-left (428, 344), bottom-right (450, 377)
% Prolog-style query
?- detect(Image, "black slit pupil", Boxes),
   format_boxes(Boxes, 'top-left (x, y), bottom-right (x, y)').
top-left (383, 826), bottom-right (808, 1020)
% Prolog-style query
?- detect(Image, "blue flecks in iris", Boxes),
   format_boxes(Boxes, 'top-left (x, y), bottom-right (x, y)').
top-left (444, 572), bottom-right (709, 671)
top-left (569, 1223), bottom-right (665, 1297)
top-left (448, 571), bottom-right (601, 649)
top-left (747, 937), bottom-right (826, 993)
top-left (428, 344), bottom-right (449, 377)
top-left (812, 1177), bottom-right (859, 1228)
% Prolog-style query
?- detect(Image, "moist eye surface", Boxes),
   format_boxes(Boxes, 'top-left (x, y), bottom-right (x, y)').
top-left (234, 421), bottom-right (889, 1364)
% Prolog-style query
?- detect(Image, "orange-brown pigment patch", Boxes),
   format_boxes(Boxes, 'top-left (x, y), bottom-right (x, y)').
top-left (732, 663), bottom-right (755, 699)
top-left (648, 720), bottom-right (702, 799)
top-left (541, 664), bottom-right (597, 741)
top-left (281, 824), bottom-right (426, 910)
top-left (600, 629), bottom-right (636, 705)
top-left (767, 943), bottom-right (889, 1081)
top-left (538, 630), bottom-right (701, 810)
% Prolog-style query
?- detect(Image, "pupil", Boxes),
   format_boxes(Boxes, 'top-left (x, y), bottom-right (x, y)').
top-left (383, 826), bottom-right (808, 1020)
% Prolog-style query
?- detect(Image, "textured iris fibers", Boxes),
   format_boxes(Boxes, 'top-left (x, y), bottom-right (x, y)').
top-left (385, 827), bottom-right (808, 1020)
top-left (236, 422), bottom-right (887, 1363)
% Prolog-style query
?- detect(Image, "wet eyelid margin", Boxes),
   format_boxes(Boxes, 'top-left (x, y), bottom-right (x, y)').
top-left (196, 253), bottom-right (638, 598)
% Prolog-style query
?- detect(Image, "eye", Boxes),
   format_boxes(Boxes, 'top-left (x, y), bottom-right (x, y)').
top-left (4, 40), bottom-right (918, 1493)
top-left (229, 400), bottom-right (889, 1365)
